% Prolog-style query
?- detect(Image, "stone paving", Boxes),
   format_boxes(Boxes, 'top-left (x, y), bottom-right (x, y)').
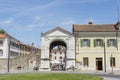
top-left (103, 77), bottom-right (120, 80)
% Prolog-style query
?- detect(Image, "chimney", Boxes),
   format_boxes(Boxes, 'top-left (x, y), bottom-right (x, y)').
top-left (88, 21), bottom-right (93, 24)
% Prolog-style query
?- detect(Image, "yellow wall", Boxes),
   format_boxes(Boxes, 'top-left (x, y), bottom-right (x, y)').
top-left (76, 35), bottom-right (120, 71)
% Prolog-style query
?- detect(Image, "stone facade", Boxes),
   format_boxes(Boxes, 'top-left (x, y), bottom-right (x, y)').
top-left (40, 27), bottom-right (75, 71)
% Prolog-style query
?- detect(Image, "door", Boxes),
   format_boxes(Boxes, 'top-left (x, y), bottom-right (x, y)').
top-left (96, 58), bottom-right (103, 70)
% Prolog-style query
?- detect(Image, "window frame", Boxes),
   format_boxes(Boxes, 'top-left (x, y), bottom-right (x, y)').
top-left (82, 39), bottom-right (90, 47)
top-left (0, 49), bottom-right (3, 56)
top-left (83, 57), bottom-right (89, 67)
top-left (108, 39), bottom-right (116, 47)
top-left (94, 39), bottom-right (103, 47)
top-left (110, 57), bottom-right (116, 67)
top-left (0, 40), bottom-right (3, 46)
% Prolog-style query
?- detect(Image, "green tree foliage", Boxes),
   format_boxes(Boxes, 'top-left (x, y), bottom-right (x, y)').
top-left (0, 28), bottom-right (6, 34)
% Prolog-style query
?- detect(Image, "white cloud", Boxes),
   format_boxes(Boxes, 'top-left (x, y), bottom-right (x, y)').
top-left (61, 0), bottom-right (109, 4)
top-left (25, 23), bottom-right (46, 31)
top-left (79, 0), bottom-right (109, 3)
top-left (34, 16), bottom-right (42, 21)
top-left (60, 20), bottom-right (75, 26)
top-left (59, 20), bottom-right (76, 31)
top-left (0, 18), bottom-right (14, 25)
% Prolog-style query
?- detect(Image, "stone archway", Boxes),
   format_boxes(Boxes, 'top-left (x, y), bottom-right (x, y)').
top-left (50, 40), bottom-right (67, 71)
top-left (39, 27), bottom-right (75, 71)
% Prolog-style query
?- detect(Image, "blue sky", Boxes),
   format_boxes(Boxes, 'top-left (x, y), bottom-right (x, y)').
top-left (0, 0), bottom-right (120, 47)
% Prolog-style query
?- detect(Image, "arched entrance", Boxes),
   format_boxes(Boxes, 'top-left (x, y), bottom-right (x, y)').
top-left (50, 41), bottom-right (66, 71)
top-left (39, 27), bottom-right (75, 71)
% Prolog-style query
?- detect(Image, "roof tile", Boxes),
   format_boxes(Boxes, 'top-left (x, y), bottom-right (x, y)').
top-left (73, 24), bottom-right (117, 32)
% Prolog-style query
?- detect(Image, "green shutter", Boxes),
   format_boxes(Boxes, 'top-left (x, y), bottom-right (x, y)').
top-left (100, 39), bottom-right (102, 47)
top-left (81, 39), bottom-right (83, 47)
top-left (107, 39), bottom-right (109, 47)
top-left (88, 39), bottom-right (90, 47)
top-left (114, 39), bottom-right (117, 47)
top-left (94, 39), bottom-right (96, 47)
top-left (101, 39), bottom-right (104, 47)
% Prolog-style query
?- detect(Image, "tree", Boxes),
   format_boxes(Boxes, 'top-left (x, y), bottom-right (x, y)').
top-left (0, 28), bottom-right (6, 34)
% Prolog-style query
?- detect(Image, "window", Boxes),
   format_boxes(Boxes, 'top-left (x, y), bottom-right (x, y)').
top-left (83, 57), bottom-right (89, 67)
top-left (110, 57), bottom-right (116, 67)
top-left (59, 56), bottom-right (62, 59)
top-left (55, 56), bottom-right (56, 59)
top-left (0, 40), bottom-right (3, 45)
top-left (94, 39), bottom-right (103, 47)
top-left (55, 52), bottom-right (56, 55)
top-left (0, 50), bottom-right (3, 56)
top-left (107, 39), bottom-right (116, 47)
top-left (60, 52), bottom-right (62, 55)
top-left (81, 39), bottom-right (90, 47)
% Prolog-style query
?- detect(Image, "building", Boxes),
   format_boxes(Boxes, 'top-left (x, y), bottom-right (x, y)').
top-left (40, 21), bottom-right (120, 72)
top-left (40, 27), bottom-right (75, 71)
top-left (73, 22), bottom-right (120, 72)
top-left (50, 46), bottom-right (66, 70)
top-left (0, 33), bottom-right (40, 72)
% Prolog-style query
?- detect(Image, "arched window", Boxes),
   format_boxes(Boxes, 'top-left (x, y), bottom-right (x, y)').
top-left (0, 49), bottom-right (3, 56)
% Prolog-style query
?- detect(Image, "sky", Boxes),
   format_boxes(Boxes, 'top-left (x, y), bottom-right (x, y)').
top-left (0, 0), bottom-right (120, 47)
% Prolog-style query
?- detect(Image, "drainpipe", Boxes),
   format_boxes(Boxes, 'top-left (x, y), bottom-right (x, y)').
top-left (7, 36), bottom-right (11, 72)
top-left (104, 41), bottom-right (106, 72)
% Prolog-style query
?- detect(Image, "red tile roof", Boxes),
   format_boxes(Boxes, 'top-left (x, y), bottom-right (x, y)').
top-left (0, 34), bottom-right (6, 38)
top-left (73, 24), bottom-right (117, 32)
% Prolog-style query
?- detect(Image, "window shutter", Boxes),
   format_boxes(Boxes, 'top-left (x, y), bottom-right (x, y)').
top-left (107, 39), bottom-right (109, 47)
top-left (101, 39), bottom-right (104, 47)
top-left (114, 39), bottom-right (117, 47)
top-left (88, 39), bottom-right (90, 47)
top-left (81, 39), bottom-right (83, 47)
top-left (94, 39), bottom-right (96, 47)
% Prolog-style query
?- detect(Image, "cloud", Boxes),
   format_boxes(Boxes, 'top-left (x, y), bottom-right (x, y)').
top-left (34, 16), bottom-right (42, 21)
top-left (58, 20), bottom-right (77, 31)
top-left (0, 18), bottom-right (14, 25)
top-left (8, 0), bottom-right (58, 18)
top-left (79, 0), bottom-right (109, 3)
top-left (26, 23), bottom-right (45, 31)
top-left (61, 0), bottom-right (109, 4)
top-left (60, 20), bottom-right (75, 26)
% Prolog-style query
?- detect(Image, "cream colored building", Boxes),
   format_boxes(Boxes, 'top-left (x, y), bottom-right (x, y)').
top-left (73, 22), bottom-right (120, 72)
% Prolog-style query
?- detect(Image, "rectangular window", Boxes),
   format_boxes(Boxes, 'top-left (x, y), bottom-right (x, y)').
top-left (94, 39), bottom-right (103, 47)
top-left (59, 56), bottom-right (62, 59)
top-left (55, 52), bottom-right (56, 55)
top-left (83, 57), bottom-right (89, 67)
top-left (110, 57), bottom-right (116, 67)
top-left (0, 40), bottom-right (3, 46)
top-left (108, 39), bottom-right (116, 47)
top-left (60, 52), bottom-right (62, 55)
top-left (55, 56), bottom-right (56, 59)
top-left (0, 50), bottom-right (3, 56)
top-left (82, 39), bottom-right (90, 47)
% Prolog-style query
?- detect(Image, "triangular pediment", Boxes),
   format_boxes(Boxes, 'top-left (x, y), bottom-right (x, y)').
top-left (41, 27), bottom-right (74, 37)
